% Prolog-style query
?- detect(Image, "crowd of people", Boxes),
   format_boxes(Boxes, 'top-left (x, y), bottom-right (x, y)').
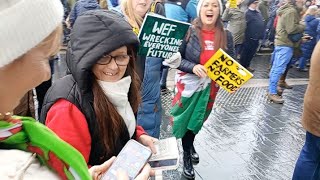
top-left (1, 0), bottom-right (320, 179)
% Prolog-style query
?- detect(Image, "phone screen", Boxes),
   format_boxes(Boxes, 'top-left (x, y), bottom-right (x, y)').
top-left (149, 159), bottom-right (178, 168)
top-left (101, 140), bottom-right (152, 180)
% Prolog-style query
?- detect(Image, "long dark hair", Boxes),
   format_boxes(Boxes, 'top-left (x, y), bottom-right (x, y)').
top-left (192, 14), bottom-right (227, 51)
top-left (92, 46), bottom-right (141, 156)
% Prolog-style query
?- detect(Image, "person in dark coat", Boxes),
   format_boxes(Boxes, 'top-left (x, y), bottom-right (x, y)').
top-left (69, 0), bottom-right (100, 27)
top-left (40, 11), bottom-right (157, 177)
top-left (239, 0), bottom-right (265, 72)
top-left (298, 5), bottom-right (319, 71)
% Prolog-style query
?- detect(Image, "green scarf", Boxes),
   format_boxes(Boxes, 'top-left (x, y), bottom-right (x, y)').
top-left (0, 116), bottom-right (91, 180)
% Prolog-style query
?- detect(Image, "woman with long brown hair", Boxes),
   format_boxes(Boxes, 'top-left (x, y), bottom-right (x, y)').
top-left (40, 10), bottom-right (156, 179)
top-left (170, 0), bottom-right (234, 178)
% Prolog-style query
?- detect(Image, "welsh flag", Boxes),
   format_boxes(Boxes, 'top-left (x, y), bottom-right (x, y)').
top-left (170, 71), bottom-right (219, 138)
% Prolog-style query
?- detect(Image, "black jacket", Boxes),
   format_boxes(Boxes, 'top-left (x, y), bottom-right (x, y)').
top-left (178, 27), bottom-right (235, 73)
top-left (245, 9), bottom-right (265, 40)
top-left (40, 10), bottom-right (139, 166)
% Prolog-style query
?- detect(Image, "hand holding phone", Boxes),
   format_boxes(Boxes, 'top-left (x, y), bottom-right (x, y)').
top-left (116, 163), bottom-right (151, 180)
top-left (100, 140), bottom-right (152, 180)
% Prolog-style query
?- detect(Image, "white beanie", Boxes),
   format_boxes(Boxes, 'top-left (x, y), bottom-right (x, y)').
top-left (309, 5), bottom-right (318, 10)
top-left (197, 0), bottom-right (223, 17)
top-left (0, 0), bottom-right (64, 68)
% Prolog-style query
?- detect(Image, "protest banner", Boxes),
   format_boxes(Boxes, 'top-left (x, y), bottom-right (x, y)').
top-left (229, 0), bottom-right (237, 8)
top-left (204, 49), bottom-right (253, 93)
top-left (138, 13), bottom-right (190, 59)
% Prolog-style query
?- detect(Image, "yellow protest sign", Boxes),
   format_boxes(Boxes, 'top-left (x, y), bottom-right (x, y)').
top-left (204, 49), bottom-right (253, 93)
top-left (229, 0), bottom-right (237, 8)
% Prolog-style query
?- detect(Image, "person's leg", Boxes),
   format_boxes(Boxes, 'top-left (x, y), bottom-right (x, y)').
top-left (240, 40), bottom-right (250, 68)
top-left (160, 66), bottom-right (169, 90)
top-left (278, 62), bottom-right (293, 89)
top-left (137, 57), bottom-right (162, 138)
top-left (268, 46), bottom-right (293, 103)
top-left (235, 44), bottom-right (243, 60)
top-left (293, 131), bottom-right (320, 180)
top-left (182, 130), bottom-right (196, 179)
top-left (246, 39), bottom-right (259, 68)
top-left (299, 56), bottom-right (308, 70)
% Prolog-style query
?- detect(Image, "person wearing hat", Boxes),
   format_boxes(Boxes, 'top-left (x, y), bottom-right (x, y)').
top-left (0, 0), bottom-right (99, 179)
top-left (170, 0), bottom-right (234, 178)
top-left (40, 9), bottom-right (156, 178)
top-left (238, 0), bottom-right (265, 72)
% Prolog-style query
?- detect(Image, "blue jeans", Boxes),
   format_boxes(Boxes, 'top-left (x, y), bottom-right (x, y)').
top-left (269, 46), bottom-right (293, 94)
top-left (299, 56), bottom-right (308, 69)
top-left (137, 57), bottom-right (162, 138)
top-left (270, 51), bottom-right (275, 65)
top-left (293, 131), bottom-right (320, 180)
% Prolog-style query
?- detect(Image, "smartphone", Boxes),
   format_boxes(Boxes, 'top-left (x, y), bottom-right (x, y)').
top-left (100, 140), bottom-right (152, 180)
top-left (149, 159), bottom-right (179, 170)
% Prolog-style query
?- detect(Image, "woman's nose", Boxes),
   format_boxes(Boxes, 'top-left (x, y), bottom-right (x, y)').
top-left (106, 59), bottom-right (119, 70)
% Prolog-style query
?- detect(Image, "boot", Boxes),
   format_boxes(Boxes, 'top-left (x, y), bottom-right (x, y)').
top-left (278, 74), bottom-right (292, 89)
top-left (247, 67), bottom-right (255, 73)
top-left (190, 145), bottom-right (199, 163)
top-left (278, 80), bottom-right (293, 89)
top-left (267, 93), bottom-right (284, 104)
top-left (183, 151), bottom-right (195, 179)
top-left (277, 86), bottom-right (284, 97)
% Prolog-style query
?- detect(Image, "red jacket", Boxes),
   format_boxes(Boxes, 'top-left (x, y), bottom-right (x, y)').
top-left (46, 99), bottom-right (146, 165)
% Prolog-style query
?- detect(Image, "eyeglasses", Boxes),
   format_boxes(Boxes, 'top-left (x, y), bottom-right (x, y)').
top-left (97, 55), bottom-right (131, 66)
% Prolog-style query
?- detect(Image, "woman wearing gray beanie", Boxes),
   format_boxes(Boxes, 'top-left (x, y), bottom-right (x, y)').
top-left (40, 9), bottom-right (156, 180)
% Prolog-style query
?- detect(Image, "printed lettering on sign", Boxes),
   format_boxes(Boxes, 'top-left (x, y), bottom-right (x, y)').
top-left (138, 14), bottom-right (190, 59)
top-left (204, 49), bottom-right (253, 93)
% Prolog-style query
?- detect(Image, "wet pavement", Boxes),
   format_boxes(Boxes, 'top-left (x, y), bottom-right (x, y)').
top-left (54, 53), bottom-right (309, 180)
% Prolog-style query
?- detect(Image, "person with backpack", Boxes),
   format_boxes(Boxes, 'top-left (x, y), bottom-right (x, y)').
top-left (113, 0), bottom-right (166, 138)
top-left (267, 0), bottom-right (306, 104)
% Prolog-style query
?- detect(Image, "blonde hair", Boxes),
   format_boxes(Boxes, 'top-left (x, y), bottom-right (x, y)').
top-left (121, 0), bottom-right (144, 29)
top-left (305, 5), bottom-right (318, 16)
